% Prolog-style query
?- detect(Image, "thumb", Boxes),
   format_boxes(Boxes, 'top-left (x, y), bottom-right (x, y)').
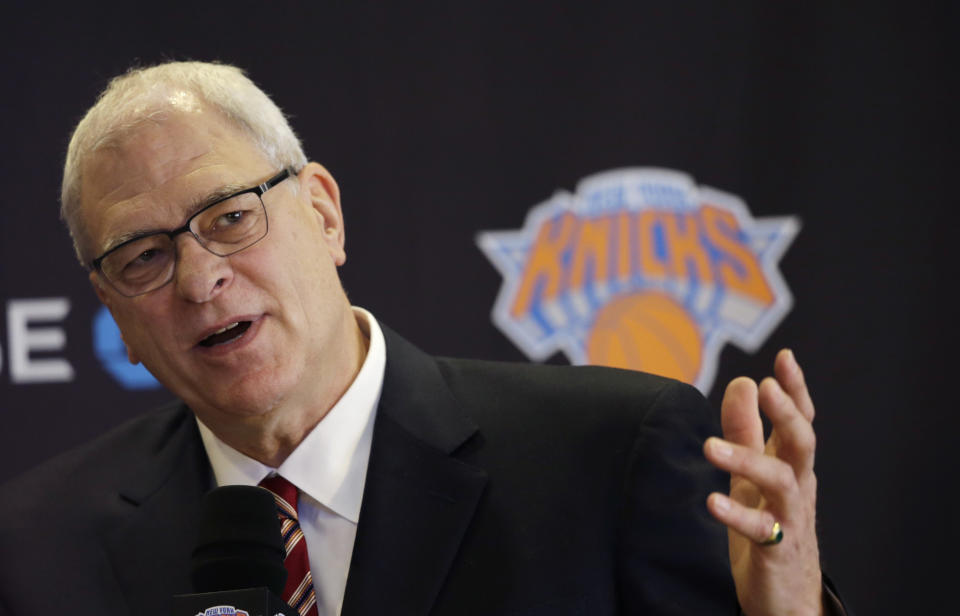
top-left (721, 377), bottom-right (764, 451)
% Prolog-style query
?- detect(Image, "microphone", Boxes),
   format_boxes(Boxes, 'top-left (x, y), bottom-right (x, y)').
top-left (173, 485), bottom-right (298, 616)
top-left (191, 485), bottom-right (287, 593)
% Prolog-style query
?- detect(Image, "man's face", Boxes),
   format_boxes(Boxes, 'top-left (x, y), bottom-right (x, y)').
top-left (80, 106), bottom-right (354, 423)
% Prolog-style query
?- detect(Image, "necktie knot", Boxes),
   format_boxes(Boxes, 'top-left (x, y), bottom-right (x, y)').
top-left (259, 474), bottom-right (300, 519)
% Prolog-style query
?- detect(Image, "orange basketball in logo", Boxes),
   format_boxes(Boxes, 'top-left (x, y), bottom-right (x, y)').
top-left (586, 292), bottom-right (702, 384)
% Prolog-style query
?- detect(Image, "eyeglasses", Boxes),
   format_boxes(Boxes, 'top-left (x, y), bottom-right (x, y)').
top-left (90, 168), bottom-right (294, 297)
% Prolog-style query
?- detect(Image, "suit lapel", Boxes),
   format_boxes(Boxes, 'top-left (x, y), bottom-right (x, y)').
top-left (101, 405), bottom-right (212, 611)
top-left (342, 327), bottom-right (488, 615)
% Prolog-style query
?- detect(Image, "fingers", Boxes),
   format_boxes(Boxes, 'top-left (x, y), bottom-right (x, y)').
top-left (703, 437), bottom-right (798, 509)
top-left (720, 376), bottom-right (764, 451)
top-left (774, 349), bottom-right (815, 421)
top-left (706, 492), bottom-right (781, 544)
top-left (716, 351), bottom-right (818, 478)
top-left (758, 376), bottom-right (816, 475)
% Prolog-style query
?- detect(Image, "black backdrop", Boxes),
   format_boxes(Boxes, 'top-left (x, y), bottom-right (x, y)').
top-left (1, 2), bottom-right (955, 613)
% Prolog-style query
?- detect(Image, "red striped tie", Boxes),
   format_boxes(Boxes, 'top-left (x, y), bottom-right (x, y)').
top-left (259, 475), bottom-right (319, 616)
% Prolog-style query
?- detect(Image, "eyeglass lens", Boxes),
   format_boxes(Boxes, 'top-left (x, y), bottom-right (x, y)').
top-left (100, 192), bottom-right (267, 296)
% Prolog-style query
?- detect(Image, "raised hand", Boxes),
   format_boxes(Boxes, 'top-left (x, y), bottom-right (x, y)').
top-left (703, 349), bottom-right (823, 616)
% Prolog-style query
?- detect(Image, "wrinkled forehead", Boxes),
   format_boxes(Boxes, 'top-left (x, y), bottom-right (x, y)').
top-left (77, 108), bottom-right (268, 258)
top-left (85, 119), bottom-right (211, 200)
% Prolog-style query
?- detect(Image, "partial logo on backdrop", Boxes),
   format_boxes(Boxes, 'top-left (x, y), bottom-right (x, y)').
top-left (477, 168), bottom-right (798, 393)
top-left (92, 305), bottom-right (161, 390)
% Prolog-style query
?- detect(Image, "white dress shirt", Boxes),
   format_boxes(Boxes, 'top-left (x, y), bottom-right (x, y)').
top-left (196, 307), bottom-right (386, 616)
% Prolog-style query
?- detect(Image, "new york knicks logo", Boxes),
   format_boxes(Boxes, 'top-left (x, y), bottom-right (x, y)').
top-left (477, 168), bottom-right (798, 393)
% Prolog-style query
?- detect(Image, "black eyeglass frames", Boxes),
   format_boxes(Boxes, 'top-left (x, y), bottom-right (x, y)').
top-left (90, 168), bottom-right (294, 297)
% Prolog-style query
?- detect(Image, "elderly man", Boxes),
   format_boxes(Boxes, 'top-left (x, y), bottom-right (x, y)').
top-left (0, 62), bottom-right (843, 615)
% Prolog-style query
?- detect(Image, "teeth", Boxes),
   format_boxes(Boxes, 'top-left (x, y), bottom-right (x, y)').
top-left (212, 322), bottom-right (240, 335)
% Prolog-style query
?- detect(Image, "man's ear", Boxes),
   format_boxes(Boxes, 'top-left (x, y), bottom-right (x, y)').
top-left (299, 162), bottom-right (347, 266)
top-left (89, 272), bottom-right (141, 365)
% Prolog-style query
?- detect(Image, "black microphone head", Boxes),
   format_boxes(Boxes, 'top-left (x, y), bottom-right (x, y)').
top-left (191, 485), bottom-right (288, 595)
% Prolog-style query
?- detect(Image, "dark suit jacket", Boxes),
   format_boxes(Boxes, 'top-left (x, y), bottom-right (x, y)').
top-left (0, 327), bottom-right (739, 615)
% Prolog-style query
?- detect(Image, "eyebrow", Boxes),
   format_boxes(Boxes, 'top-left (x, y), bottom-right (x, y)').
top-left (101, 182), bottom-right (248, 254)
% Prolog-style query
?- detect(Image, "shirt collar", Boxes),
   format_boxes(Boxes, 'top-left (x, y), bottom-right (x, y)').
top-left (196, 306), bottom-right (386, 523)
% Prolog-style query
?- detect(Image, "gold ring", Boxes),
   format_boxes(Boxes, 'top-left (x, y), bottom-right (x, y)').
top-left (760, 521), bottom-right (783, 546)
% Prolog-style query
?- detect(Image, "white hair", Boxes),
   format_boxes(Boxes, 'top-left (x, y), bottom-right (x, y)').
top-left (61, 61), bottom-right (308, 263)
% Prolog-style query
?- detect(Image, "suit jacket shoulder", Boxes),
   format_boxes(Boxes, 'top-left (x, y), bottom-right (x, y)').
top-left (0, 401), bottom-right (211, 614)
top-left (0, 401), bottom-right (195, 506)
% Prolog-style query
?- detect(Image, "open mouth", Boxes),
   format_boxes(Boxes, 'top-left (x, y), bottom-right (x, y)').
top-left (199, 321), bottom-right (252, 347)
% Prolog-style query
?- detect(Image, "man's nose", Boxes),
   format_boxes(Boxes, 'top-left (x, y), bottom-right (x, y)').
top-left (173, 235), bottom-right (234, 303)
